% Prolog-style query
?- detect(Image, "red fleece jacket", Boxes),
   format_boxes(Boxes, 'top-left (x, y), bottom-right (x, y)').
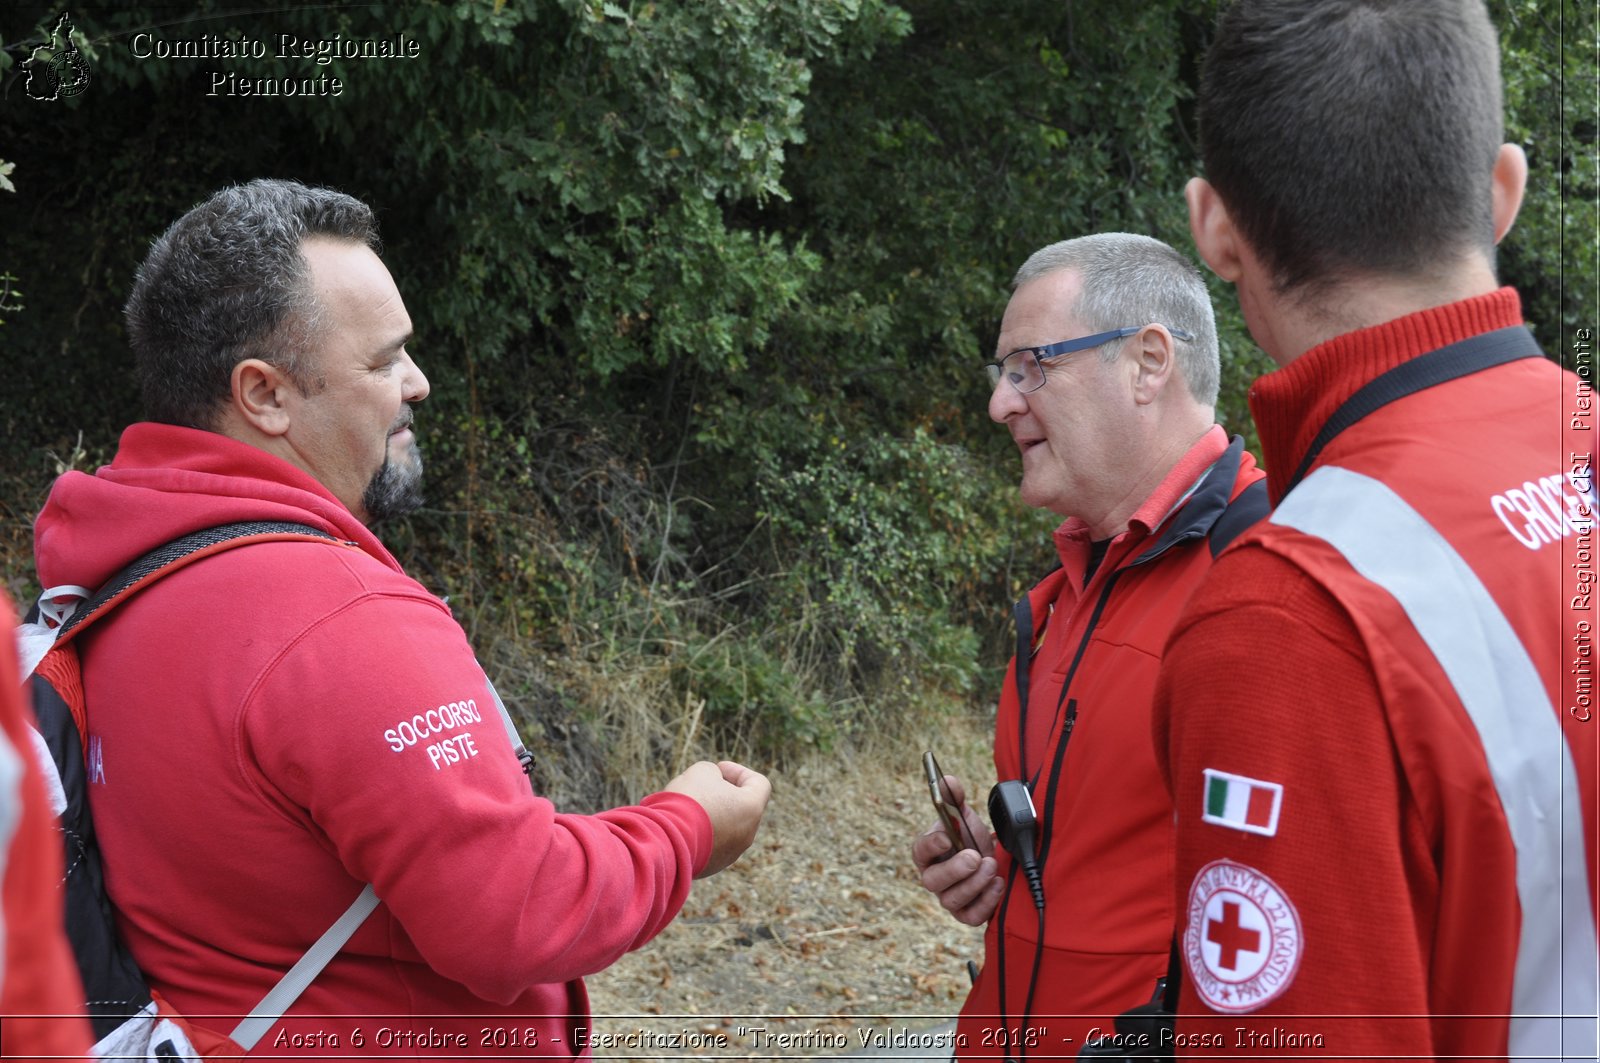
top-left (958, 428), bottom-right (1265, 1059)
top-left (33, 423), bottom-right (713, 1059)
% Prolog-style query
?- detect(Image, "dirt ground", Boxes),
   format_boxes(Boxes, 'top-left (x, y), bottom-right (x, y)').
top-left (583, 711), bottom-right (997, 1060)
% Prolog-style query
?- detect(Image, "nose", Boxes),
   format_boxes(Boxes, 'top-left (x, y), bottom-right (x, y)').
top-left (988, 377), bottom-right (1025, 424)
top-left (401, 350), bottom-right (430, 403)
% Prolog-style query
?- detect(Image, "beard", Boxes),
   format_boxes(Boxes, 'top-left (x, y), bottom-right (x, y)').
top-left (362, 434), bottom-right (425, 523)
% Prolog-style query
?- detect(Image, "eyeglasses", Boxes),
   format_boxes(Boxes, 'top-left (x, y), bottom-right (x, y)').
top-left (985, 325), bottom-right (1195, 394)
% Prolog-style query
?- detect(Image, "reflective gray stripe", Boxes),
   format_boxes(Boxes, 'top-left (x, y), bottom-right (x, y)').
top-left (1275, 466), bottom-right (1598, 1062)
top-left (230, 884), bottom-right (380, 1050)
top-left (485, 673), bottom-right (526, 760)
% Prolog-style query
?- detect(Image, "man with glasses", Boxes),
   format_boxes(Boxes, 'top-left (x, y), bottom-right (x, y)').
top-left (912, 233), bottom-right (1266, 1058)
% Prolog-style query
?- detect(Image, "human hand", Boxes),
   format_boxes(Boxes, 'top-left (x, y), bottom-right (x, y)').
top-left (665, 760), bottom-right (772, 878)
top-left (911, 773), bottom-right (1003, 926)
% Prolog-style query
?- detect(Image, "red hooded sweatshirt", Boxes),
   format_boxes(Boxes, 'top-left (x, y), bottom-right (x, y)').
top-left (33, 423), bottom-right (712, 1059)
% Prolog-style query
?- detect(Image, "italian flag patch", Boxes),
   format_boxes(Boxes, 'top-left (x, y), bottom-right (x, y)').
top-left (1201, 769), bottom-right (1283, 837)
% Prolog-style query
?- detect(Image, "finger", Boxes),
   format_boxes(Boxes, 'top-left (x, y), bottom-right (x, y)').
top-left (934, 858), bottom-right (1000, 918)
top-left (717, 760), bottom-right (766, 788)
top-left (941, 773), bottom-right (967, 807)
top-left (961, 805), bottom-right (994, 856)
top-left (919, 847), bottom-right (984, 895)
top-left (950, 875), bottom-right (1006, 926)
top-left (912, 826), bottom-right (957, 871)
top-left (743, 773), bottom-right (773, 804)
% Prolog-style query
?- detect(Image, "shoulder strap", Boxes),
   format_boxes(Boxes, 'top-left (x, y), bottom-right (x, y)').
top-left (229, 885), bottom-right (381, 1050)
top-left (1283, 325), bottom-right (1545, 495)
top-left (53, 521), bottom-right (347, 647)
top-left (1209, 477), bottom-right (1270, 558)
top-left (484, 674), bottom-right (537, 776)
top-left (1011, 564), bottom-right (1067, 782)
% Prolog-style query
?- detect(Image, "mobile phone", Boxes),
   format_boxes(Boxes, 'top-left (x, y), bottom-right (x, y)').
top-left (923, 750), bottom-right (980, 855)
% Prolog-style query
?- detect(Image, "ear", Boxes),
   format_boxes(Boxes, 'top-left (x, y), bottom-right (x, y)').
top-left (231, 358), bottom-right (294, 437)
top-left (1490, 142), bottom-right (1527, 245)
top-left (1186, 176), bottom-right (1244, 282)
top-left (1129, 325), bottom-right (1177, 406)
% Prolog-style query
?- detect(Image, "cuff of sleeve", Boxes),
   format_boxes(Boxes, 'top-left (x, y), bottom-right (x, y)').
top-left (640, 790), bottom-right (716, 875)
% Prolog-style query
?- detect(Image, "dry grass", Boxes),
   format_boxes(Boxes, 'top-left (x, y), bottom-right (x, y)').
top-left (584, 709), bottom-right (997, 1059)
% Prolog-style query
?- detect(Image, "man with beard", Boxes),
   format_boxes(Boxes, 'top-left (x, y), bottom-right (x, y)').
top-left (31, 179), bottom-right (770, 1055)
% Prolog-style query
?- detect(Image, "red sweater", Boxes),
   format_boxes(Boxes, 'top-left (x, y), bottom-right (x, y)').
top-left (32, 424), bottom-right (713, 1059)
top-left (1154, 289), bottom-right (1599, 1059)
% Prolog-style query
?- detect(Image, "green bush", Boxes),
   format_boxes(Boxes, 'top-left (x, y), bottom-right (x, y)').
top-left (1, 0), bottom-right (1587, 804)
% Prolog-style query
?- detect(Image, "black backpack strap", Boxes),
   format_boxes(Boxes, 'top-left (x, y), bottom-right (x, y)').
top-left (55, 521), bottom-right (347, 644)
top-left (1283, 325), bottom-right (1544, 494)
top-left (1208, 477), bottom-right (1270, 558)
top-left (28, 668), bottom-right (149, 1040)
top-left (1011, 562), bottom-right (1065, 783)
top-left (1013, 590), bottom-right (1033, 778)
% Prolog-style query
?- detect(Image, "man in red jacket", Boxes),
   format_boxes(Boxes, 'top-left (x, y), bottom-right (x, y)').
top-left (1155, 1), bottom-right (1598, 1058)
top-left (911, 233), bottom-right (1266, 1058)
top-left (32, 179), bottom-right (770, 1057)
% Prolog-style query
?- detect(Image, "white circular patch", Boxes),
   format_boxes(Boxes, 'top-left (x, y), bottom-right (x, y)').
top-left (1183, 859), bottom-right (1303, 1014)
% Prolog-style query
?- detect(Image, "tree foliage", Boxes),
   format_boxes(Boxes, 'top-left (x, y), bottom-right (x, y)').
top-left (1, 0), bottom-right (1588, 800)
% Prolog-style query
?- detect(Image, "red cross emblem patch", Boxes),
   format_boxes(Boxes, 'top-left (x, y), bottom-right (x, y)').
top-left (1184, 859), bottom-right (1303, 1013)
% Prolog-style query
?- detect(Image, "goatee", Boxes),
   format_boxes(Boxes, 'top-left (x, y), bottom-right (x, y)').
top-left (363, 440), bottom-right (425, 522)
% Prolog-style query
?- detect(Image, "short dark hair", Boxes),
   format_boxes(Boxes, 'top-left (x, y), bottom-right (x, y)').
top-left (125, 179), bottom-right (379, 429)
top-left (1198, 0), bottom-right (1504, 294)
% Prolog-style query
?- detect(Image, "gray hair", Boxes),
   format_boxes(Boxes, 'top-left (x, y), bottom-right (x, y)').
top-left (125, 178), bottom-right (380, 429)
top-left (1012, 233), bottom-right (1220, 406)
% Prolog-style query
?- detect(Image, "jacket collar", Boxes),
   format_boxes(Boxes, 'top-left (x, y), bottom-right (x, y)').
top-left (1249, 287), bottom-right (1524, 502)
top-left (1130, 432), bottom-right (1253, 566)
